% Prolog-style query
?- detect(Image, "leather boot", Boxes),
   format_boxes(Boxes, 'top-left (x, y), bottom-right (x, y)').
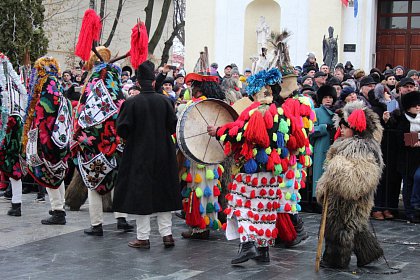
top-left (253, 246), bottom-right (270, 263)
top-left (41, 210), bottom-right (66, 225)
top-left (285, 215), bottom-right (308, 248)
top-left (84, 224), bottom-right (104, 236)
top-left (117, 217), bottom-right (134, 232)
top-left (231, 241), bottom-right (258, 265)
top-left (181, 229), bottom-right (210, 240)
top-left (7, 203), bottom-right (21, 217)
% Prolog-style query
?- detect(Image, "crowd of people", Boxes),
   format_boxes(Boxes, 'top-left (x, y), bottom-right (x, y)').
top-left (0, 46), bottom-right (419, 269)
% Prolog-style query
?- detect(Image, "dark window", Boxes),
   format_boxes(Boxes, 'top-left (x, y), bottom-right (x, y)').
top-left (380, 16), bottom-right (408, 29)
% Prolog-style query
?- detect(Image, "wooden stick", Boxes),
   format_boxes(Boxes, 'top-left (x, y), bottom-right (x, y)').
top-left (91, 45), bottom-right (104, 62)
top-left (109, 53), bottom-right (129, 64)
top-left (315, 189), bottom-right (329, 272)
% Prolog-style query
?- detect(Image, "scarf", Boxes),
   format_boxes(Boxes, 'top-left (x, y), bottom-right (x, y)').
top-left (405, 112), bottom-right (420, 132)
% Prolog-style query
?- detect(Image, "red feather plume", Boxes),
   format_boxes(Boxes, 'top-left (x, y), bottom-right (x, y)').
top-left (130, 22), bottom-right (149, 69)
top-left (347, 109), bottom-right (367, 132)
top-left (75, 9), bottom-right (102, 61)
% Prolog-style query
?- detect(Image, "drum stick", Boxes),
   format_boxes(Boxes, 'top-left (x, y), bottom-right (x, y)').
top-left (315, 188), bottom-right (328, 272)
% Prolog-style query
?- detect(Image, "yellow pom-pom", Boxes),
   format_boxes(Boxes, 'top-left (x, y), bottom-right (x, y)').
top-left (218, 164), bottom-right (224, 173)
top-left (197, 164), bottom-right (205, 169)
top-left (279, 182), bottom-right (286, 188)
top-left (253, 148), bottom-right (258, 156)
top-left (204, 215), bottom-right (210, 225)
top-left (220, 134), bottom-right (227, 142)
top-left (287, 119), bottom-right (291, 126)
top-left (195, 187), bottom-right (203, 198)
top-left (272, 133), bottom-right (277, 142)
top-left (265, 147), bottom-right (272, 154)
top-left (277, 108), bottom-right (284, 115)
top-left (291, 205), bottom-right (297, 212)
top-left (195, 174), bottom-right (202, 183)
top-left (285, 192), bottom-right (292, 200)
top-left (181, 172), bottom-right (187, 181)
top-left (284, 134), bottom-right (289, 142)
top-left (303, 117), bottom-right (309, 129)
top-left (236, 132), bottom-right (242, 142)
top-left (274, 114), bottom-right (279, 123)
top-left (206, 169), bottom-right (215, 180)
top-left (244, 123), bottom-right (248, 130)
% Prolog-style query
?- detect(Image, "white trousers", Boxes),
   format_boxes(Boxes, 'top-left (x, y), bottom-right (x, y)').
top-left (88, 188), bottom-right (127, 226)
top-left (10, 178), bottom-right (22, 204)
top-left (135, 212), bottom-right (172, 240)
top-left (46, 182), bottom-right (65, 211)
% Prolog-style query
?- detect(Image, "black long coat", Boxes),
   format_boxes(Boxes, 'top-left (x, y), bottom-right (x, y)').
top-left (113, 88), bottom-right (182, 215)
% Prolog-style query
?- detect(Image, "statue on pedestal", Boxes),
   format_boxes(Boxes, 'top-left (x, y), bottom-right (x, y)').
top-left (323, 26), bottom-right (338, 70)
top-left (256, 16), bottom-right (270, 56)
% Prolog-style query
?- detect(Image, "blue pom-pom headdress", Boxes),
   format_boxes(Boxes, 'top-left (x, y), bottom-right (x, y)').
top-left (246, 68), bottom-right (282, 96)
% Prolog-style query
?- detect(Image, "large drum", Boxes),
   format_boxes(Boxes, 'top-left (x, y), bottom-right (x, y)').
top-left (177, 99), bottom-right (238, 164)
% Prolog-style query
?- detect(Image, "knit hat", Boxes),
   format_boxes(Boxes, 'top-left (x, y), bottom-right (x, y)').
top-left (407, 70), bottom-right (419, 78)
top-left (305, 66), bottom-right (316, 73)
top-left (401, 91), bottom-right (420, 111)
top-left (314, 71), bottom-right (327, 78)
top-left (301, 75), bottom-right (312, 84)
top-left (163, 76), bottom-right (174, 85)
top-left (307, 52), bottom-right (315, 59)
top-left (244, 68), bottom-right (252, 73)
top-left (211, 62), bottom-right (218, 68)
top-left (327, 77), bottom-right (341, 87)
top-left (340, 86), bottom-right (355, 101)
top-left (399, 77), bottom-right (415, 87)
top-left (317, 85), bottom-right (337, 104)
top-left (394, 65), bottom-right (404, 72)
top-left (360, 76), bottom-right (377, 87)
top-left (231, 67), bottom-right (240, 76)
top-left (136, 60), bottom-right (155, 81)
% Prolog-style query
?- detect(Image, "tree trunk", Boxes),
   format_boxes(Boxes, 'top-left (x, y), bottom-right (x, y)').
top-left (89, 0), bottom-right (95, 9)
top-left (103, 0), bottom-right (123, 48)
top-left (160, 20), bottom-right (185, 66)
top-left (148, 0), bottom-right (172, 54)
top-left (144, 0), bottom-right (154, 36)
top-left (99, 0), bottom-right (106, 43)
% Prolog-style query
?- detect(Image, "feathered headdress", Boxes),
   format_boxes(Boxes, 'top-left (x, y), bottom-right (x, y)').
top-left (268, 30), bottom-right (294, 76)
top-left (246, 68), bottom-right (282, 96)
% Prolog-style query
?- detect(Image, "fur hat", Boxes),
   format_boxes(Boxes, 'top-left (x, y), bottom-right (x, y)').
top-left (85, 46), bottom-right (111, 71)
top-left (401, 91), bottom-right (420, 111)
top-left (353, 69), bottom-right (365, 80)
top-left (317, 85), bottom-right (337, 104)
top-left (136, 60), bottom-right (155, 81)
top-left (334, 100), bottom-right (383, 142)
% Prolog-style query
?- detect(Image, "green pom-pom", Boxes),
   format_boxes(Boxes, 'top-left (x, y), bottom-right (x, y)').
top-left (195, 187), bottom-right (203, 198)
top-left (265, 147), bottom-right (272, 154)
top-left (213, 219), bottom-right (219, 230)
top-left (206, 202), bottom-right (215, 213)
top-left (181, 172), bottom-right (187, 181)
top-left (236, 132), bottom-right (242, 142)
top-left (274, 164), bottom-right (282, 176)
top-left (279, 119), bottom-right (289, 134)
top-left (285, 192), bottom-right (292, 200)
top-left (197, 164), bottom-right (205, 169)
top-left (277, 108), bottom-right (284, 115)
top-left (220, 134), bottom-right (227, 142)
top-left (291, 205), bottom-right (297, 212)
top-left (206, 169), bottom-right (215, 180)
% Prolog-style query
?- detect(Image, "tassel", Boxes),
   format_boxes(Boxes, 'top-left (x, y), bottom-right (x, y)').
top-left (199, 203), bottom-right (205, 214)
top-left (224, 141), bottom-right (231, 155)
top-left (206, 202), bottom-right (215, 213)
top-left (213, 169), bottom-right (219, 179)
top-left (214, 202), bottom-right (221, 212)
top-left (222, 223), bottom-right (227, 231)
top-left (348, 109), bottom-right (367, 132)
top-left (185, 172), bottom-right (193, 183)
top-left (129, 21), bottom-right (149, 70)
top-left (213, 185), bottom-right (221, 196)
top-left (181, 172), bottom-right (187, 181)
top-left (184, 159), bottom-right (191, 168)
top-left (228, 125), bottom-right (239, 136)
top-left (269, 103), bottom-right (277, 116)
top-left (244, 159), bottom-right (258, 174)
top-left (195, 187), bottom-right (203, 198)
top-left (277, 132), bottom-right (285, 148)
top-left (75, 9), bottom-right (102, 61)
top-left (194, 174), bottom-right (202, 183)
top-left (275, 213), bottom-right (297, 242)
top-left (204, 215), bottom-right (210, 225)
top-left (200, 218), bottom-right (207, 229)
top-left (266, 156), bottom-right (274, 171)
top-left (203, 186), bottom-right (212, 197)
top-left (264, 110), bottom-right (274, 129)
top-left (213, 219), bottom-right (219, 230)
top-left (243, 110), bottom-right (270, 148)
top-left (206, 169), bottom-right (215, 180)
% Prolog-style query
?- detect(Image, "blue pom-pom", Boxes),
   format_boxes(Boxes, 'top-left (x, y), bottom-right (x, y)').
top-left (244, 159), bottom-right (258, 174)
top-left (291, 193), bottom-right (297, 201)
top-left (286, 180), bottom-right (294, 188)
top-left (255, 149), bottom-right (268, 164)
top-left (209, 219), bottom-right (214, 228)
top-left (281, 147), bottom-right (289, 158)
top-left (213, 169), bottom-right (219, 179)
top-left (199, 204), bottom-right (205, 214)
top-left (214, 202), bottom-right (220, 212)
top-left (276, 132), bottom-right (284, 148)
top-left (181, 187), bottom-right (188, 198)
top-left (297, 163), bottom-right (303, 169)
top-left (184, 159), bottom-right (191, 168)
top-left (204, 186), bottom-right (212, 197)
top-left (296, 204), bottom-right (302, 211)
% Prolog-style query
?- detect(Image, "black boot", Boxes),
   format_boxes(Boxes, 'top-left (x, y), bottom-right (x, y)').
top-left (253, 246), bottom-right (270, 263)
top-left (231, 241), bottom-right (258, 265)
top-left (84, 224), bottom-right (104, 236)
top-left (285, 214), bottom-right (308, 248)
top-left (7, 203), bottom-right (21, 217)
top-left (41, 210), bottom-right (66, 225)
top-left (117, 217), bottom-right (134, 232)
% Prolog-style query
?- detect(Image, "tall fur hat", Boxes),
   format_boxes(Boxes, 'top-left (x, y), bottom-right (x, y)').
top-left (317, 85), bottom-right (337, 104)
top-left (401, 91), bottom-right (420, 111)
top-left (334, 100), bottom-right (383, 142)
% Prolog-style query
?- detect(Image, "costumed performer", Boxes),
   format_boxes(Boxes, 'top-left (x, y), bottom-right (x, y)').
top-left (22, 56), bottom-right (72, 225)
top-left (113, 60), bottom-right (182, 249)
top-left (316, 100), bottom-right (384, 268)
top-left (178, 72), bottom-right (226, 240)
top-left (0, 53), bottom-right (28, 216)
top-left (208, 68), bottom-right (289, 264)
top-left (73, 47), bottom-right (133, 236)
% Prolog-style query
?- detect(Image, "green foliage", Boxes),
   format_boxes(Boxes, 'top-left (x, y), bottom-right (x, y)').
top-left (0, 0), bottom-right (48, 68)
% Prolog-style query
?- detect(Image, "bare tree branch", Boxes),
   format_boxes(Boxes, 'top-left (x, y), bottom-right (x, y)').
top-left (148, 0), bottom-right (172, 54)
top-left (144, 0), bottom-right (154, 35)
top-left (103, 0), bottom-right (124, 47)
top-left (99, 0), bottom-right (106, 42)
top-left (160, 20), bottom-right (185, 66)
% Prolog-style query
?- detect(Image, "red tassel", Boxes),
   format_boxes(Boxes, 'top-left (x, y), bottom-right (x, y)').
top-left (129, 22), bottom-right (149, 69)
top-left (228, 125), bottom-right (239, 137)
top-left (224, 141), bottom-right (231, 155)
top-left (275, 213), bottom-right (297, 242)
top-left (213, 185), bottom-right (221, 196)
top-left (185, 173), bottom-right (192, 183)
top-left (264, 110), bottom-right (274, 129)
top-left (75, 9), bottom-right (102, 61)
top-left (269, 103), bottom-right (277, 116)
top-left (348, 109), bottom-right (367, 132)
top-left (243, 110), bottom-right (270, 148)
top-left (334, 127), bottom-right (341, 140)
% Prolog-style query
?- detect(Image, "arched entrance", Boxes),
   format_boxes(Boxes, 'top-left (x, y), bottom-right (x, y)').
top-left (243, 0), bottom-right (281, 70)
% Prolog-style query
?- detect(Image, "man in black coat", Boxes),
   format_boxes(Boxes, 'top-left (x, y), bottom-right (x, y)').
top-left (113, 60), bottom-right (182, 249)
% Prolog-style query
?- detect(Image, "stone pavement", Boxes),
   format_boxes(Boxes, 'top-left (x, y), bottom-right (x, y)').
top-left (0, 193), bottom-right (419, 280)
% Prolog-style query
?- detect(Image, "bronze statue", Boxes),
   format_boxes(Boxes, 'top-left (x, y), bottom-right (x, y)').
top-left (323, 26), bottom-right (338, 71)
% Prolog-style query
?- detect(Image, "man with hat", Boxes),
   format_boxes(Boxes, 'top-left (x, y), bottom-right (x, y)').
top-left (399, 77), bottom-right (416, 95)
top-left (359, 76), bottom-right (377, 107)
top-left (313, 71), bottom-right (328, 91)
top-left (113, 60), bottom-right (182, 249)
top-left (175, 73), bottom-right (186, 89)
top-left (223, 64), bottom-right (233, 80)
top-left (327, 77), bottom-right (342, 99)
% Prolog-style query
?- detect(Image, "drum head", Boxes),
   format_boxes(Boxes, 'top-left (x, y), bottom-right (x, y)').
top-left (177, 99), bottom-right (238, 165)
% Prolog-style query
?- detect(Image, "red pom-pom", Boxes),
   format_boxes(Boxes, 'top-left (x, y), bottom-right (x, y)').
top-left (284, 203), bottom-right (291, 212)
top-left (276, 189), bottom-right (282, 196)
top-left (294, 181), bottom-right (300, 189)
top-left (270, 149), bottom-right (281, 164)
top-left (213, 185), bottom-right (221, 196)
top-left (271, 214), bottom-right (277, 220)
top-left (247, 210), bottom-right (254, 218)
top-left (258, 202), bottom-right (264, 209)
top-left (269, 177), bottom-right (276, 184)
top-left (234, 210), bottom-right (241, 217)
top-left (224, 207), bottom-right (232, 215)
top-left (236, 174), bottom-right (242, 182)
top-left (185, 173), bottom-right (193, 183)
top-left (252, 178), bottom-right (259, 186)
top-left (227, 183), bottom-right (233, 191)
top-left (269, 103), bottom-right (277, 116)
top-left (272, 228), bottom-right (278, 238)
top-left (301, 181), bottom-right (306, 189)
top-left (218, 167), bottom-right (223, 177)
top-left (250, 190), bottom-right (256, 198)
top-left (231, 183), bottom-right (237, 190)
top-left (240, 186), bottom-right (246, 193)
top-left (238, 226), bottom-right (244, 234)
top-left (246, 175), bottom-right (251, 183)
top-left (261, 177), bottom-right (268, 185)
top-left (245, 200), bottom-right (251, 208)
top-left (259, 189), bottom-right (267, 196)
top-left (277, 176), bottom-right (283, 183)
top-left (281, 159), bottom-right (288, 172)
top-left (249, 225), bottom-right (255, 232)
top-left (258, 229), bottom-right (264, 236)
top-left (266, 156), bottom-right (274, 171)
top-left (286, 170), bottom-right (295, 179)
top-left (228, 126), bottom-right (239, 137)
top-left (287, 135), bottom-right (297, 150)
top-left (222, 223), bottom-right (227, 230)
top-left (225, 193), bottom-right (233, 201)
top-left (236, 199), bottom-right (243, 207)
top-left (200, 218), bottom-right (207, 229)
top-left (348, 109), bottom-right (367, 132)
top-left (269, 189), bottom-right (275, 196)
top-left (224, 141), bottom-right (231, 155)
top-left (265, 229), bottom-right (272, 238)
top-left (254, 214), bottom-right (259, 221)
top-left (299, 155), bottom-right (305, 164)
top-left (267, 202), bottom-right (272, 210)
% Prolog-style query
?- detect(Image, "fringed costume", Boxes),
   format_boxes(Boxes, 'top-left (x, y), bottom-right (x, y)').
top-left (316, 100), bottom-right (384, 268)
top-left (0, 53), bottom-right (28, 216)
